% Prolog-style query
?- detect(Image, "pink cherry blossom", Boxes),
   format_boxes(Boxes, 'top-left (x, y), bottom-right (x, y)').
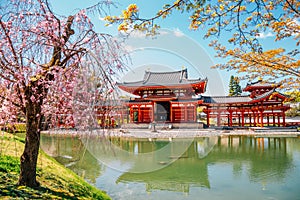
top-left (0, 0), bottom-right (127, 187)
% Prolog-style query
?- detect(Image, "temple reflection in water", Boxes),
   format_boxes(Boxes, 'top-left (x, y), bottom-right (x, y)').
top-left (41, 134), bottom-right (296, 194)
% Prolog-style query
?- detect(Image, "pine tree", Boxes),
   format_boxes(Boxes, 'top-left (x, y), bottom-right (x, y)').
top-left (229, 76), bottom-right (242, 96)
top-left (233, 77), bottom-right (242, 96)
top-left (229, 75), bottom-right (235, 96)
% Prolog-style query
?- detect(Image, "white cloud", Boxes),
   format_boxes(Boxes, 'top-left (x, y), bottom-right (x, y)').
top-left (130, 30), bottom-right (148, 38)
top-left (158, 30), bottom-right (169, 35)
top-left (124, 45), bottom-right (143, 53)
top-left (123, 44), bottom-right (135, 52)
top-left (173, 28), bottom-right (184, 37)
top-left (256, 32), bottom-right (274, 39)
top-left (128, 29), bottom-right (169, 38)
top-left (123, 44), bottom-right (145, 53)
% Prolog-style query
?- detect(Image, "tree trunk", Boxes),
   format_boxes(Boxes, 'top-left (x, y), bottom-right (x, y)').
top-left (18, 87), bottom-right (42, 187)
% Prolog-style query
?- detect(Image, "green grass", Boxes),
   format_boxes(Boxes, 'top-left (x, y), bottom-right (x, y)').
top-left (0, 132), bottom-right (111, 200)
top-left (0, 155), bottom-right (20, 173)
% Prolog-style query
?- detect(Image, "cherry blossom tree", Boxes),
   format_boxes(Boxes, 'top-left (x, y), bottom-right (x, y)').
top-left (0, 0), bottom-right (126, 187)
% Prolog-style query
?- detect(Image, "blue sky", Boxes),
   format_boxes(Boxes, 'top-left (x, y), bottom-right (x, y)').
top-left (50, 0), bottom-right (295, 95)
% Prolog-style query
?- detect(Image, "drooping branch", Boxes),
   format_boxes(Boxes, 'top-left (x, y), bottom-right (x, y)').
top-left (0, 20), bottom-right (20, 72)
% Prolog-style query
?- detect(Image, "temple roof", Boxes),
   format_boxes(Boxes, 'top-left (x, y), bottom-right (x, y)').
top-left (202, 96), bottom-right (252, 104)
top-left (118, 69), bottom-right (207, 87)
top-left (201, 89), bottom-right (287, 105)
top-left (253, 88), bottom-right (276, 100)
top-left (243, 80), bottom-right (279, 91)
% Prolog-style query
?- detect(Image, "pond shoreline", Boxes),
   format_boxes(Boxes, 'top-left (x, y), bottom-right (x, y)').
top-left (42, 127), bottom-right (300, 138)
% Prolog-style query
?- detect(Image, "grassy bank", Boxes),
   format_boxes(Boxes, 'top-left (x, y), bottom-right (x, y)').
top-left (0, 131), bottom-right (111, 199)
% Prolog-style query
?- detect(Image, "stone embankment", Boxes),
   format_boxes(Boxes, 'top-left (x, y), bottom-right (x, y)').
top-left (42, 127), bottom-right (299, 139)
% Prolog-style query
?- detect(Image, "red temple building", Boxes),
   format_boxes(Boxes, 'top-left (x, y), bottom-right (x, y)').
top-left (117, 69), bottom-right (290, 128)
top-left (202, 80), bottom-right (290, 127)
top-left (117, 69), bottom-right (207, 124)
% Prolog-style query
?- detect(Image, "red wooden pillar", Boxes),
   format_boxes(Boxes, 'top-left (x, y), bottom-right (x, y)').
top-left (184, 104), bottom-right (188, 122)
top-left (229, 111), bottom-right (233, 127)
top-left (138, 105), bottom-right (141, 123)
top-left (267, 115), bottom-right (270, 126)
top-left (194, 104), bottom-right (197, 122)
top-left (260, 110), bottom-right (264, 127)
top-left (152, 102), bottom-right (156, 122)
top-left (170, 102), bottom-right (173, 123)
top-left (253, 111), bottom-right (257, 126)
top-left (206, 110), bottom-right (210, 127)
top-left (249, 112), bottom-right (252, 126)
top-left (277, 115), bottom-right (280, 127)
top-left (241, 111), bottom-right (245, 127)
top-left (282, 110), bottom-right (286, 127)
top-left (217, 111), bottom-right (221, 127)
top-left (273, 114), bottom-right (276, 127)
top-left (130, 106), bottom-right (133, 122)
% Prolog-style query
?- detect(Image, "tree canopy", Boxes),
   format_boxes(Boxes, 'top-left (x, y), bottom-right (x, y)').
top-left (105, 0), bottom-right (300, 89)
top-left (0, 0), bottom-right (126, 187)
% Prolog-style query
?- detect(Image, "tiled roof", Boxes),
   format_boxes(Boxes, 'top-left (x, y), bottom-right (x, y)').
top-left (244, 80), bottom-right (279, 91)
top-left (202, 96), bottom-right (252, 104)
top-left (253, 88), bottom-right (275, 100)
top-left (202, 89), bottom-right (287, 105)
top-left (119, 69), bottom-right (206, 87)
top-left (253, 89), bottom-right (288, 101)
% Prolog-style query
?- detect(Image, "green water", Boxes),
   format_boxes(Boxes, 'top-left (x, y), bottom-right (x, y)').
top-left (41, 134), bottom-right (300, 200)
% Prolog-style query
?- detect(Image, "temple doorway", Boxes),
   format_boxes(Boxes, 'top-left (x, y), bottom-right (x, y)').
top-left (155, 102), bottom-right (170, 122)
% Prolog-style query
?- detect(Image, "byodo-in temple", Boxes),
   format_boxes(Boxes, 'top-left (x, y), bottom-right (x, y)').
top-left (117, 68), bottom-right (291, 128)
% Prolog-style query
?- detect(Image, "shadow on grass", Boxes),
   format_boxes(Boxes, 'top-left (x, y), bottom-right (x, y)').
top-left (0, 183), bottom-right (79, 199)
top-left (0, 173), bottom-right (78, 199)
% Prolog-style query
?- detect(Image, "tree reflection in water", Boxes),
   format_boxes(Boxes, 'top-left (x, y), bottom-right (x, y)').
top-left (41, 134), bottom-right (101, 183)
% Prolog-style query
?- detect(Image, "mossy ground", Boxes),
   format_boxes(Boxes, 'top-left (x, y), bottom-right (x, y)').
top-left (0, 131), bottom-right (111, 200)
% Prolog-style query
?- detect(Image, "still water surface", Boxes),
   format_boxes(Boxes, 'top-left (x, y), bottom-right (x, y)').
top-left (40, 133), bottom-right (300, 200)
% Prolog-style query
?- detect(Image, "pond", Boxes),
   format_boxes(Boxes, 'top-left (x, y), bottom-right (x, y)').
top-left (40, 133), bottom-right (300, 200)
